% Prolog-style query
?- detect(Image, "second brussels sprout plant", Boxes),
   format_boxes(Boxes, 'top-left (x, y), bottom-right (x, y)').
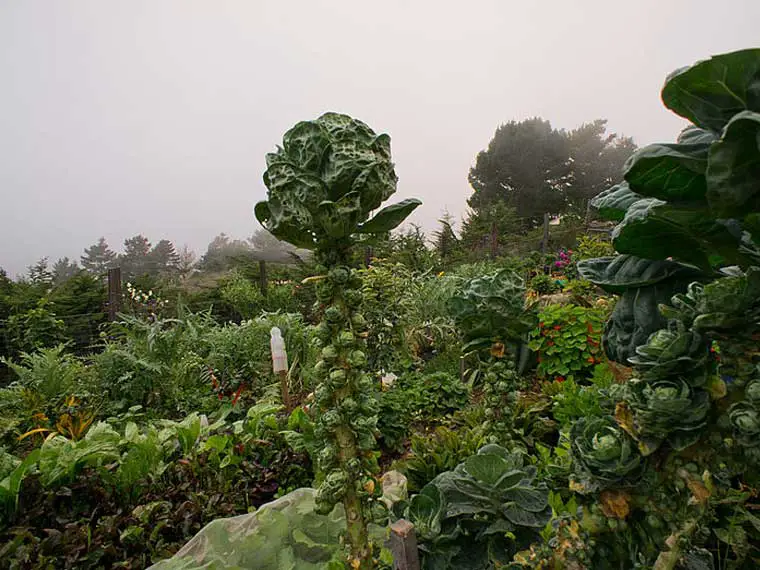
top-left (255, 112), bottom-right (421, 568)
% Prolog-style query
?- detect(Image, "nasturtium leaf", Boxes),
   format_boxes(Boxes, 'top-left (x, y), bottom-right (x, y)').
top-left (706, 111), bottom-right (760, 217)
top-left (357, 198), bottom-right (422, 234)
top-left (623, 142), bottom-right (711, 203)
top-left (662, 48), bottom-right (760, 132)
top-left (590, 183), bottom-right (644, 221)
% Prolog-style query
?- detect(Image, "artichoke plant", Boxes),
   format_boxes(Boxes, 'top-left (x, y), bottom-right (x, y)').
top-left (255, 113), bottom-right (420, 568)
top-left (570, 416), bottom-right (643, 493)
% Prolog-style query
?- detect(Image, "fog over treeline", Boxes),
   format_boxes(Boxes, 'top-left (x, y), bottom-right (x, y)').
top-left (2, 0), bottom-right (759, 276)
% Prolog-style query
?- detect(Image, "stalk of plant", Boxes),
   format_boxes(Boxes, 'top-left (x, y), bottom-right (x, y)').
top-left (255, 112), bottom-right (420, 568)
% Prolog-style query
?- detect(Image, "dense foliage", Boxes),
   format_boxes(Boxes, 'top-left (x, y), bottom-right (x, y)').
top-left (2, 46), bottom-right (760, 570)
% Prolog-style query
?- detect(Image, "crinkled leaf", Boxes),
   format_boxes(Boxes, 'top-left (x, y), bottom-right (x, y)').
top-left (282, 121), bottom-right (330, 172)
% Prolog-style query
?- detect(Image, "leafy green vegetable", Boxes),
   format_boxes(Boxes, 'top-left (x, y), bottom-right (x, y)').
top-left (256, 113), bottom-right (420, 569)
top-left (706, 110), bottom-right (760, 218)
top-left (661, 48), bottom-right (760, 132)
top-left (590, 183), bottom-right (643, 222)
top-left (401, 444), bottom-right (551, 570)
top-left (255, 112), bottom-right (419, 249)
top-left (625, 378), bottom-right (710, 455)
top-left (570, 416), bottom-right (643, 493)
top-left (624, 142), bottom-right (712, 203)
top-left (448, 269), bottom-right (535, 357)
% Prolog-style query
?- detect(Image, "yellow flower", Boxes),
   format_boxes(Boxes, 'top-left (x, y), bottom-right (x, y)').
top-left (437, 271), bottom-right (445, 277)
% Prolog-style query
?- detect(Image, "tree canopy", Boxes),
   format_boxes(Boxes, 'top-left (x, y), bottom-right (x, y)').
top-left (468, 118), bottom-right (636, 227)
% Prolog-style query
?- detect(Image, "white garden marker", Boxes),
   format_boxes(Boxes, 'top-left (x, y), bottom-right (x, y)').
top-left (270, 327), bottom-right (290, 409)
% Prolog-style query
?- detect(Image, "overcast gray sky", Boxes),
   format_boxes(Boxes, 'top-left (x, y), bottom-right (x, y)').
top-left (1, 1), bottom-right (758, 277)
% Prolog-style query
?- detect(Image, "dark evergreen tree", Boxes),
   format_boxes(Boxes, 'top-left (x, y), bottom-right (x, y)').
top-left (80, 237), bottom-right (117, 275)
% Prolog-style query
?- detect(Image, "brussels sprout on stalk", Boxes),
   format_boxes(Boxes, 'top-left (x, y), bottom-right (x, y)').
top-left (255, 113), bottom-right (420, 569)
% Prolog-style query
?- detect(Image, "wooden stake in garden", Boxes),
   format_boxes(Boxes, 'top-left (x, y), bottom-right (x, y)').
top-left (107, 267), bottom-right (121, 321)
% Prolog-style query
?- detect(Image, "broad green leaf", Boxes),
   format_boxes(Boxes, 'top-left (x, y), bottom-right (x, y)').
top-left (612, 199), bottom-right (750, 270)
top-left (662, 48), bottom-right (760, 132)
top-left (624, 142), bottom-right (711, 203)
top-left (577, 255), bottom-right (704, 293)
top-left (502, 504), bottom-right (551, 528)
top-left (358, 198), bottom-right (422, 234)
top-left (706, 111), bottom-right (760, 217)
top-left (464, 454), bottom-right (509, 486)
top-left (590, 183), bottom-right (644, 221)
top-left (0, 449), bottom-right (39, 514)
top-left (503, 486), bottom-right (549, 512)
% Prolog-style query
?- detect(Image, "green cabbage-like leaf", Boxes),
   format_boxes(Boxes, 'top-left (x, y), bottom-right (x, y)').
top-left (626, 378), bottom-right (710, 455)
top-left (577, 255), bottom-right (704, 293)
top-left (661, 48), bottom-right (760, 132)
top-left (257, 112), bottom-right (401, 248)
top-left (612, 198), bottom-right (750, 270)
top-left (623, 142), bottom-right (711, 203)
top-left (448, 270), bottom-right (535, 349)
top-left (570, 416), bottom-right (643, 493)
top-left (590, 183), bottom-right (644, 221)
top-left (357, 198), bottom-right (422, 234)
top-left (628, 325), bottom-right (709, 381)
top-left (405, 444), bottom-right (550, 562)
top-left (578, 255), bottom-right (705, 363)
top-left (728, 402), bottom-right (760, 448)
top-left (706, 111), bottom-right (760, 218)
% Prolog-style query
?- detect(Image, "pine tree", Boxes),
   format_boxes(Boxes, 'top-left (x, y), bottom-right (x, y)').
top-left (81, 237), bottom-right (117, 275)
top-left (51, 257), bottom-right (80, 286)
top-left (120, 235), bottom-right (152, 278)
top-left (149, 239), bottom-right (180, 275)
top-left (27, 257), bottom-right (53, 286)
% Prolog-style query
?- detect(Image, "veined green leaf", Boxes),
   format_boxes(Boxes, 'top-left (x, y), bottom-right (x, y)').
top-left (590, 183), bottom-right (644, 221)
top-left (358, 198), bottom-right (422, 234)
top-left (706, 111), bottom-right (760, 217)
top-left (624, 142), bottom-right (712, 203)
top-left (662, 48), bottom-right (760, 132)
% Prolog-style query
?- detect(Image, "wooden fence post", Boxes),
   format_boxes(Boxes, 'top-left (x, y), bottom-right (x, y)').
top-left (490, 220), bottom-right (498, 259)
top-left (259, 260), bottom-right (268, 296)
top-left (390, 519), bottom-right (421, 570)
top-left (541, 213), bottom-right (550, 255)
top-left (107, 267), bottom-right (121, 321)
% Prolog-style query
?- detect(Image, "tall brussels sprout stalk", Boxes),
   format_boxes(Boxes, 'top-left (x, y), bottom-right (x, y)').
top-left (255, 112), bottom-right (421, 568)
